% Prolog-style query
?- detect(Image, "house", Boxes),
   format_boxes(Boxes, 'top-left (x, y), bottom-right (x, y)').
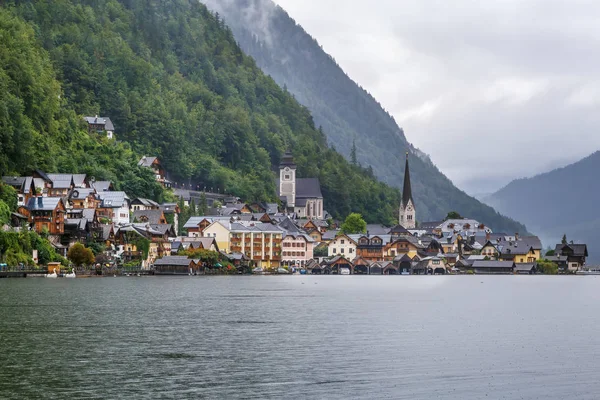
top-left (471, 260), bottom-right (515, 275)
top-left (327, 233), bottom-right (357, 258)
top-left (352, 256), bottom-right (371, 274)
top-left (130, 198), bottom-right (160, 211)
top-left (497, 236), bottom-right (542, 263)
top-left (415, 256), bottom-right (447, 274)
top-left (515, 263), bottom-right (537, 275)
top-left (84, 115), bottom-right (115, 139)
top-left (281, 234), bottom-right (315, 269)
top-left (204, 221), bottom-right (284, 269)
top-left (159, 203), bottom-right (180, 233)
top-left (138, 156), bottom-right (171, 188)
top-left (97, 191), bottom-right (130, 225)
top-left (307, 229), bottom-right (323, 243)
top-left (132, 210), bottom-right (167, 225)
top-left (25, 197), bottom-right (67, 235)
top-left (321, 255), bottom-right (353, 274)
top-left (69, 188), bottom-right (99, 209)
top-left (277, 151), bottom-right (324, 219)
top-left (384, 236), bottom-right (421, 261)
top-left (355, 235), bottom-right (385, 262)
top-left (554, 243), bottom-right (588, 271)
top-left (2, 176), bottom-right (37, 206)
top-left (153, 256), bottom-right (196, 275)
top-left (91, 180), bottom-right (114, 193)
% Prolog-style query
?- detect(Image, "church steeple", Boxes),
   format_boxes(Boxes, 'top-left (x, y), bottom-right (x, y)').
top-left (402, 152), bottom-right (413, 206)
top-left (399, 152), bottom-right (416, 228)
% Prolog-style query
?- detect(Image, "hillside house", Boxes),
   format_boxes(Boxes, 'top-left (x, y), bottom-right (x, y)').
top-left (138, 156), bottom-right (171, 188)
top-left (84, 116), bottom-right (114, 139)
top-left (25, 197), bottom-right (67, 235)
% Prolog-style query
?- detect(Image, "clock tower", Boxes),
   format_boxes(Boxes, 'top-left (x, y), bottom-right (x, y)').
top-left (279, 150), bottom-right (296, 208)
top-left (399, 152), bottom-right (416, 229)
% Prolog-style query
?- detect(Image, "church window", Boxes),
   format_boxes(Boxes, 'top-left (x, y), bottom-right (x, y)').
top-left (284, 174), bottom-right (290, 180)
top-left (407, 215), bottom-right (413, 221)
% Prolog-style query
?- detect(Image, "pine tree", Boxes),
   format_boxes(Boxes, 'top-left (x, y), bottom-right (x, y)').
top-left (350, 139), bottom-right (357, 165)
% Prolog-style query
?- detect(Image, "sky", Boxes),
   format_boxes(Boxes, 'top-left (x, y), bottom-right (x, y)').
top-left (271, 0), bottom-right (600, 195)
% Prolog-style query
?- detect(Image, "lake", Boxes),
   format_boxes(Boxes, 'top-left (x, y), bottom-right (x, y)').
top-left (1, 276), bottom-right (600, 399)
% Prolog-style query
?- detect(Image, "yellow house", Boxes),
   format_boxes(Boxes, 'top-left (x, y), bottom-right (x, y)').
top-left (499, 236), bottom-right (542, 263)
top-left (203, 221), bottom-right (232, 252)
top-left (384, 237), bottom-right (421, 261)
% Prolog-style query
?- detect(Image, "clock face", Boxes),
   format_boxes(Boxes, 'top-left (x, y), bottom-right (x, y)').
top-left (284, 167), bottom-right (290, 172)
top-left (407, 206), bottom-right (413, 211)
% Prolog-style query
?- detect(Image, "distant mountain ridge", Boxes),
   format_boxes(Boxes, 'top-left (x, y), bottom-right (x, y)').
top-left (485, 151), bottom-right (600, 262)
top-left (201, 0), bottom-right (528, 234)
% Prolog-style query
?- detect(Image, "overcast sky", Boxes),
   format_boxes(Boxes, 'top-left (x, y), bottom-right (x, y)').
top-left (271, 0), bottom-right (600, 195)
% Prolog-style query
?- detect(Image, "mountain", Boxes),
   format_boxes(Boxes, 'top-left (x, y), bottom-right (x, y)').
top-left (201, 0), bottom-right (528, 233)
top-left (1, 0), bottom-right (406, 223)
top-left (484, 151), bottom-right (600, 262)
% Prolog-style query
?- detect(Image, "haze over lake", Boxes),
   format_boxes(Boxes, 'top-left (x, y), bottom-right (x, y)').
top-left (1, 276), bottom-right (599, 399)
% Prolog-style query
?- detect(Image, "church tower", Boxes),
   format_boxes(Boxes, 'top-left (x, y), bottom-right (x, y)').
top-left (399, 152), bottom-right (416, 228)
top-left (279, 150), bottom-right (296, 208)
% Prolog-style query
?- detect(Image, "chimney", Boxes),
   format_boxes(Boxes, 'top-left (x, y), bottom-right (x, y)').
top-left (366, 230), bottom-right (370, 237)
top-left (485, 232), bottom-right (490, 241)
top-left (515, 232), bottom-right (519, 241)
top-left (37, 197), bottom-right (43, 207)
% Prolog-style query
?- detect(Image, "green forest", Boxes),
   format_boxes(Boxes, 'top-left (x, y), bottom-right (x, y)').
top-left (0, 0), bottom-right (400, 224)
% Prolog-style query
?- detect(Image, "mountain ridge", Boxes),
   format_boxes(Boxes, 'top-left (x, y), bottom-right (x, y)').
top-left (485, 150), bottom-right (600, 262)
top-left (201, 0), bottom-right (529, 234)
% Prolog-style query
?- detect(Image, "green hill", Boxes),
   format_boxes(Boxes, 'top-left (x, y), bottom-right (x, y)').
top-left (1, 0), bottom-right (399, 223)
top-left (202, 0), bottom-right (528, 233)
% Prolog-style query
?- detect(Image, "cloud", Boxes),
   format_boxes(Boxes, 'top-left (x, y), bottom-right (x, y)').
top-left (271, 0), bottom-right (600, 194)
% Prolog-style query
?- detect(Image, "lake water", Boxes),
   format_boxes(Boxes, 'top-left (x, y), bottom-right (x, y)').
top-left (1, 276), bottom-right (600, 399)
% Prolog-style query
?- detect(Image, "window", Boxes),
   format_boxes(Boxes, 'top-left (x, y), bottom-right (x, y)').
top-left (341, 248), bottom-right (344, 253)
top-left (284, 174), bottom-right (290, 180)
top-left (349, 248), bottom-right (354, 253)
top-left (332, 248), bottom-right (336, 253)
top-left (407, 215), bottom-right (413, 221)
top-left (341, 240), bottom-right (345, 244)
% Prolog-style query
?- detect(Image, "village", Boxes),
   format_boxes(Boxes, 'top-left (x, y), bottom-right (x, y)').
top-left (0, 117), bottom-right (591, 277)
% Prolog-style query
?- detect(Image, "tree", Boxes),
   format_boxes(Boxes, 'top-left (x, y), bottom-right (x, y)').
top-left (67, 243), bottom-right (95, 267)
top-left (0, 201), bottom-right (10, 226)
top-left (537, 259), bottom-right (558, 275)
top-left (199, 192), bottom-right (208, 216)
top-left (545, 249), bottom-right (555, 257)
top-left (561, 234), bottom-right (568, 245)
top-left (350, 139), bottom-right (357, 165)
top-left (340, 213), bottom-right (367, 234)
top-left (0, 184), bottom-right (18, 212)
top-left (445, 211), bottom-right (462, 220)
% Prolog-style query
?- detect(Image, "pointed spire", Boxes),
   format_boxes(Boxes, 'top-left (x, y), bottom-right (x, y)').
top-left (402, 152), bottom-right (413, 206)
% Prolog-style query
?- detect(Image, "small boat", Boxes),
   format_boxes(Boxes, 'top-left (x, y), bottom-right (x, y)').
top-left (65, 268), bottom-right (76, 278)
top-left (576, 267), bottom-right (600, 275)
top-left (340, 267), bottom-right (350, 275)
top-left (277, 267), bottom-right (289, 274)
top-left (46, 268), bottom-right (58, 278)
top-left (252, 267), bottom-right (264, 274)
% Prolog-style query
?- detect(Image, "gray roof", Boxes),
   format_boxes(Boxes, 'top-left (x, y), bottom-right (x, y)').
top-left (515, 263), bottom-right (536, 272)
top-left (322, 230), bottom-right (339, 241)
top-left (133, 210), bottom-right (164, 225)
top-left (26, 197), bottom-right (64, 211)
top-left (82, 208), bottom-right (96, 222)
top-left (138, 156), bottom-right (158, 168)
top-left (154, 256), bottom-right (193, 266)
top-left (65, 218), bottom-right (87, 230)
top-left (276, 178), bottom-right (323, 199)
top-left (159, 203), bottom-right (178, 214)
top-left (149, 224), bottom-right (174, 236)
top-left (100, 225), bottom-right (114, 240)
top-left (555, 243), bottom-right (588, 257)
top-left (97, 191), bottom-right (128, 208)
top-left (91, 181), bottom-right (112, 192)
top-left (131, 198), bottom-right (160, 207)
top-left (497, 236), bottom-right (543, 256)
top-left (472, 261), bottom-right (515, 269)
top-left (278, 217), bottom-right (301, 233)
top-left (84, 116), bottom-right (114, 131)
top-left (70, 188), bottom-right (96, 200)
top-left (366, 224), bottom-right (390, 236)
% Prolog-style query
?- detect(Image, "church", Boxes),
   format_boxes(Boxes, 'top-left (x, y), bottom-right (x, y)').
top-left (277, 151), bottom-right (324, 219)
top-left (399, 153), bottom-right (416, 229)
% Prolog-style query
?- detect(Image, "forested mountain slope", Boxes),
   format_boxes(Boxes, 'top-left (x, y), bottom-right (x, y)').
top-left (202, 0), bottom-right (528, 233)
top-left (2, 0), bottom-right (401, 223)
top-left (485, 151), bottom-right (600, 262)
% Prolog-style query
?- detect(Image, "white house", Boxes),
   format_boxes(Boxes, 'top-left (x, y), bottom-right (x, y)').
top-left (327, 233), bottom-right (357, 258)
